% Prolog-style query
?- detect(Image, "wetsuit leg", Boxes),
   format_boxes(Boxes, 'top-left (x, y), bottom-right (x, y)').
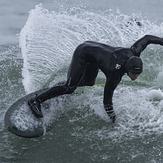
top-left (66, 47), bottom-right (87, 87)
top-left (79, 63), bottom-right (99, 86)
top-left (36, 45), bottom-right (87, 103)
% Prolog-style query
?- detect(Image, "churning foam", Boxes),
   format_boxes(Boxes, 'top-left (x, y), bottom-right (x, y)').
top-left (70, 85), bottom-right (163, 141)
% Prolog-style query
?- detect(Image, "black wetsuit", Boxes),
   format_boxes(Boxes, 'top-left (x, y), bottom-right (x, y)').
top-left (36, 35), bottom-right (163, 123)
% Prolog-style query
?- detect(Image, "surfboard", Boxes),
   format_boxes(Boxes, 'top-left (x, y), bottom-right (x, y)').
top-left (4, 88), bottom-right (62, 138)
top-left (4, 83), bottom-right (105, 138)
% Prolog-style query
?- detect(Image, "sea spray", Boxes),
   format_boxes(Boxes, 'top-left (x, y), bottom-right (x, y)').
top-left (19, 4), bottom-right (163, 142)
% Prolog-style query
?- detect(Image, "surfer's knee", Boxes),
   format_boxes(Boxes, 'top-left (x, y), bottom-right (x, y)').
top-left (64, 85), bottom-right (76, 94)
top-left (67, 87), bottom-right (76, 94)
top-left (69, 86), bottom-right (76, 93)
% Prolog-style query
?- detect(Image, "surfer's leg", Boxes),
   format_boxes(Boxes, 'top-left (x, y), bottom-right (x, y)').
top-left (37, 46), bottom-right (87, 102)
top-left (79, 63), bottom-right (99, 86)
top-left (28, 83), bottom-right (77, 117)
top-left (28, 45), bottom-right (87, 117)
top-left (66, 46), bottom-right (87, 87)
top-left (36, 84), bottom-right (76, 103)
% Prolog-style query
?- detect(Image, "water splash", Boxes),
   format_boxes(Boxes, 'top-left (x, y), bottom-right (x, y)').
top-left (20, 4), bottom-right (163, 93)
top-left (19, 4), bottom-right (163, 141)
top-left (70, 85), bottom-right (163, 141)
top-left (19, 4), bottom-right (163, 93)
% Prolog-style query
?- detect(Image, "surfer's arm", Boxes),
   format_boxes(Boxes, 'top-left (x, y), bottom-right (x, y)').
top-left (131, 35), bottom-right (163, 56)
top-left (103, 77), bottom-right (118, 123)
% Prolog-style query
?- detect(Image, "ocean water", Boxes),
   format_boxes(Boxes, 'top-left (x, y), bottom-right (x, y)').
top-left (1, 0), bottom-right (163, 162)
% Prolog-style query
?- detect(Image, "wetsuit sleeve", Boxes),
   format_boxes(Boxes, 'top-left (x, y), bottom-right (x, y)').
top-left (103, 77), bottom-right (119, 123)
top-left (131, 35), bottom-right (163, 56)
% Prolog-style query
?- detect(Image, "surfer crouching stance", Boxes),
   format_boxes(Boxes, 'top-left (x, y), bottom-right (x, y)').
top-left (28, 35), bottom-right (163, 123)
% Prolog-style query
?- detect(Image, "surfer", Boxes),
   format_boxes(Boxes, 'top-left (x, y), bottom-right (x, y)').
top-left (28, 35), bottom-right (163, 124)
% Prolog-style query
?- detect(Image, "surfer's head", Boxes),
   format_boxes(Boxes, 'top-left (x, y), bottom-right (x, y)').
top-left (125, 56), bottom-right (143, 80)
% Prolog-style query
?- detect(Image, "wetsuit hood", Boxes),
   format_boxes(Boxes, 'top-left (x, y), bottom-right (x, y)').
top-left (125, 56), bottom-right (143, 74)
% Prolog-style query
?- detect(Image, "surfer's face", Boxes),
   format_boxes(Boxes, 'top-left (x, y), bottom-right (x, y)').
top-left (128, 72), bottom-right (140, 81)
